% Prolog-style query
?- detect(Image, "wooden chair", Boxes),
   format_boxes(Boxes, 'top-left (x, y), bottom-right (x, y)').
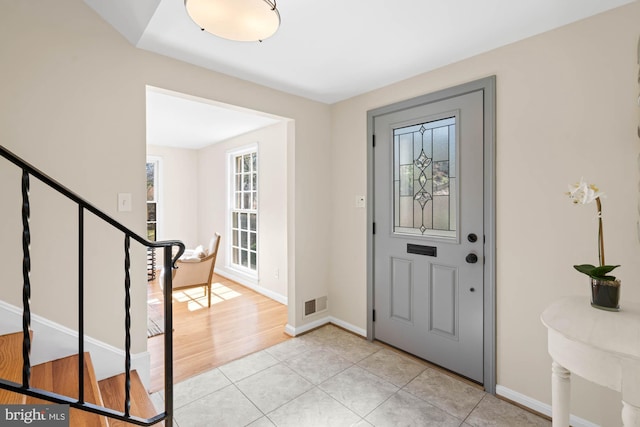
top-left (168, 233), bottom-right (221, 308)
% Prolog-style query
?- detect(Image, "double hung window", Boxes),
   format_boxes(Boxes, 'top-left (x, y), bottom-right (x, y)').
top-left (230, 149), bottom-right (258, 272)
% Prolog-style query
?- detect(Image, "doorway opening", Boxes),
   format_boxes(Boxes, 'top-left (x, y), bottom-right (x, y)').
top-left (144, 86), bottom-right (293, 389)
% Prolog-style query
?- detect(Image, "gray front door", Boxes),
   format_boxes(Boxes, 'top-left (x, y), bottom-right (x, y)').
top-left (373, 89), bottom-right (484, 383)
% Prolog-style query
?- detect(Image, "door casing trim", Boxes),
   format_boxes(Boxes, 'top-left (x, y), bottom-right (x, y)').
top-left (366, 76), bottom-right (497, 393)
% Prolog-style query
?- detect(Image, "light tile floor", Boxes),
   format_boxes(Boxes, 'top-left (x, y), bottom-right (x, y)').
top-left (152, 324), bottom-right (551, 427)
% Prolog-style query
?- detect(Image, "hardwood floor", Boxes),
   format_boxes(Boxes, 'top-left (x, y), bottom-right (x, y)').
top-left (147, 273), bottom-right (290, 392)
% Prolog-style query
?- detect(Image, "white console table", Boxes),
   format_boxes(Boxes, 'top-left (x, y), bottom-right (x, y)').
top-left (541, 296), bottom-right (640, 426)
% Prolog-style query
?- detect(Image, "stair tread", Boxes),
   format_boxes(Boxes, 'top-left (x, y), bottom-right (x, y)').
top-left (0, 331), bottom-right (28, 404)
top-left (99, 370), bottom-right (161, 426)
top-left (27, 353), bottom-right (108, 427)
top-left (1, 334), bottom-right (163, 426)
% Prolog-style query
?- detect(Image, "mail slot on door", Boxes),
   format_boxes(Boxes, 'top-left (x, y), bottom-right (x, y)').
top-left (407, 244), bottom-right (437, 257)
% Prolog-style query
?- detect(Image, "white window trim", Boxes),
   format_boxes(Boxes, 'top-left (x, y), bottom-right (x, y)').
top-left (226, 143), bottom-right (259, 280)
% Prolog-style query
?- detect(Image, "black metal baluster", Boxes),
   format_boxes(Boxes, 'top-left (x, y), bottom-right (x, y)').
top-left (163, 246), bottom-right (174, 426)
top-left (78, 206), bottom-right (85, 403)
top-left (21, 170), bottom-right (31, 388)
top-left (124, 235), bottom-right (131, 418)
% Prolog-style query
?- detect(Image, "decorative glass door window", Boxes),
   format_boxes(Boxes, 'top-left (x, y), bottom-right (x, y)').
top-left (231, 151), bottom-right (258, 271)
top-left (393, 116), bottom-right (458, 239)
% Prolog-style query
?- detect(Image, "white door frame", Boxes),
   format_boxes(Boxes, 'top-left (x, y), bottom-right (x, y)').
top-left (366, 76), bottom-right (497, 393)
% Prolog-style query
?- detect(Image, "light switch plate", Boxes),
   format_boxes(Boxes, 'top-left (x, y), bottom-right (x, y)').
top-left (118, 193), bottom-right (132, 212)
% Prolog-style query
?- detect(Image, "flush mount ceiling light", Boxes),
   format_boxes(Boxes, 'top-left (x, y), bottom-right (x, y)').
top-left (184, 0), bottom-right (280, 42)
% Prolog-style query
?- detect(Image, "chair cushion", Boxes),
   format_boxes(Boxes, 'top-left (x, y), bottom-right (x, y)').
top-left (180, 245), bottom-right (206, 262)
top-left (193, 245), bottom-right (206, 258)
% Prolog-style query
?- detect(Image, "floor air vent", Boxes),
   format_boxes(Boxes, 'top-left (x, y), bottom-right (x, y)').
top-left (304, 296), bottom-right (328, 317)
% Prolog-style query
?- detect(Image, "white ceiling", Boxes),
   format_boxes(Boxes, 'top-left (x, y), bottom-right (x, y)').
top-left (146, 87), bottom-right (281, 149)
top-left (86, 0), bottom-right (634, 148)
top-left (86, 0), bottom-right (633, 104)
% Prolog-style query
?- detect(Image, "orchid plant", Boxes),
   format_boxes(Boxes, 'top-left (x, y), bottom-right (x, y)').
top-left (567, 178), bottom-right (620, 281)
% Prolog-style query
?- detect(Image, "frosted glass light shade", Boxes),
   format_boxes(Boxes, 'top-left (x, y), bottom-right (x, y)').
top-left (185, 0), bottom-right (280, 42)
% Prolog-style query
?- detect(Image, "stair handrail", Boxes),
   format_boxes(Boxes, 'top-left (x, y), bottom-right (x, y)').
top-left (0, 145), bottom-right (184, 426)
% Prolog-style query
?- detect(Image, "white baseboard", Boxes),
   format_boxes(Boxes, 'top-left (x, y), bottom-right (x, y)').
top-left (216, 267), bottom-right (287, 305)
top-left (285, 316), bottom-right (330, 336)
top-left (496, 385), bottom-right (600, 427)
top-left (0, 300), bottom-right (151, 388)
top-left (328, 316), bottom-right (366, 337)
top-left (284, 324), bottom-right (297, 336)
top-left (285, 316), bottom-right (366, 337)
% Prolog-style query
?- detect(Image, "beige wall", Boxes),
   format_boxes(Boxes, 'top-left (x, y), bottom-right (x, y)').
top-left (0, 0), bottom-right (331, 352)
top-left (146, 145), bottom-right (199, 248)
top-left (329, 3), bottom-right (640, 425)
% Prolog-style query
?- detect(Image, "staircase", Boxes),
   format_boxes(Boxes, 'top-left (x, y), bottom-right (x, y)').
top-left (0, 330), bottom-right (160, 426)
top-left (0, 332), bottom-right (27, 405)
top-left (0, 145), bottom-right (185, 425)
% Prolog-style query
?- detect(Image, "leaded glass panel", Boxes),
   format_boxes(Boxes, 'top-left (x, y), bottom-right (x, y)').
top-left (393, 117), bottom-right (457, 239)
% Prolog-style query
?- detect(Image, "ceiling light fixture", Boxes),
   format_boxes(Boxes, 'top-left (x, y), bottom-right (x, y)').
top-left (184, 0), bottom-right (280, 42)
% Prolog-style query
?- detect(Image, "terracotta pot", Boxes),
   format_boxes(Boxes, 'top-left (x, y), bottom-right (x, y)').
top-left (590, 278), bottom-right (621, 311)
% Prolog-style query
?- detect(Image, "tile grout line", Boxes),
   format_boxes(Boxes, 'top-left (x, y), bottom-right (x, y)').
top-left (231, 380), bottom-right (268, 425)
top-left (461, 392), bottom-right (487, 427)
top-left (239, 361), bottom-right (316, 421)
top-left (228, 359), bottom-right (281, 419)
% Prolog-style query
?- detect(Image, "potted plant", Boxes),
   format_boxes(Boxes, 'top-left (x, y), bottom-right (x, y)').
top-left (567, 178), bottom-right (621, 311)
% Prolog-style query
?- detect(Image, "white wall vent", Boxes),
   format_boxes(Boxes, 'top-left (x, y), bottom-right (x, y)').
top-left (304, 296), bottom-right (328, 317)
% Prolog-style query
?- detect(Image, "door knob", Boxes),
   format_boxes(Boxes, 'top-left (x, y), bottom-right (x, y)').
top-left (466, 253), bottom-right (478, 264)
top-left (467, 233), bottom-right (478, 243)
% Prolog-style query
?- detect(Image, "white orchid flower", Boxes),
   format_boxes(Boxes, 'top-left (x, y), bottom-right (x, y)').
top-left (567, 178), bottom-right (603, 205)
top-left (567, 178), bottom-right (613, 272)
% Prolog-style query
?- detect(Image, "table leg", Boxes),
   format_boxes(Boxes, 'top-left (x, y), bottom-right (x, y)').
top-left (552, 361), bottom-right (571, 427)
top-left (622, 401), bottom-right (640, 426)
